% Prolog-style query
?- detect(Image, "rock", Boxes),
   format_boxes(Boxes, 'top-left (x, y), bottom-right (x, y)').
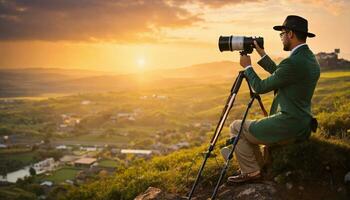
top-left (134, 187), bottom-right (182, 200)
top-left (216, 182), bottom-right (281, 200)
top-left (274, 174), bottom-right (285, 184)
top-left (344, 171), bottom-right (350, 184)
top-left (136, 182), bottom-right (282, 200)
top-left (237, 187), bottom-right (256, 198)
top-left (285, 171), bottom-right (292, 177)
top-left (134, 187), bottom-right (161, 200)
top-left (337, 187), bottom-right (343, 192)
top-left (325, 165), bottom-right (331, 171)
top-left (286, 182), bottom-right (293, 190)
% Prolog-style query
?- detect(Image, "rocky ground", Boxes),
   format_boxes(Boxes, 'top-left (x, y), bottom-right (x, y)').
top-left (135, 178), bottom-right (350, 200)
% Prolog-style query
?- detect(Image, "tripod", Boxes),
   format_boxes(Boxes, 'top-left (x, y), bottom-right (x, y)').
top-left (187, 70), bottom-right (268, 200)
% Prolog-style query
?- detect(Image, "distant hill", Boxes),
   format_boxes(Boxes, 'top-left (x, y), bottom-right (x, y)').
top-left (0, 68), bottom-right (112, 97)
top-left (0, 61), bottom-right (268, 97)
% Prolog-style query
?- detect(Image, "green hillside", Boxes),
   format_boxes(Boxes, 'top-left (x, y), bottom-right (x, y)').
top-left (0, 69), bottom-right (349, 200)
top-left (63, 70), bottom-right (350, 199)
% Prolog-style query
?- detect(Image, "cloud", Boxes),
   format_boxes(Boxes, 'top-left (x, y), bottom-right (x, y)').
top-left (0, 0), bottom-right (263, 43)
top-left (169, 0), bottom-right (264, 8)
top-left (294, 0), bottom-right (349, 15)
top-left (0, 0), bottom-right (203, 42)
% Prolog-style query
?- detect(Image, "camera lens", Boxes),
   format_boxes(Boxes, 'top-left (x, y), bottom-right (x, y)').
top-left (218, 36), bottom-right (244, 52)
top-left (218, 36), bottom-right (264, 53)
top-left (218, 36), bottom-right (231, 52)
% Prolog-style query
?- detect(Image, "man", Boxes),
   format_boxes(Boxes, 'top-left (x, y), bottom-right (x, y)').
top-left (226, 15), bottom-right (320, 183)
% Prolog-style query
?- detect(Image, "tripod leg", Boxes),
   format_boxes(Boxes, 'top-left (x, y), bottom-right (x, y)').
top-left (187, 92), bottom-right (237, 199)
top-left (210, 96), bottom-right (255, 200)
top-left (246, 77), bottom-right (268, 117)
top-left (187, 72), bottom-right (245, 199)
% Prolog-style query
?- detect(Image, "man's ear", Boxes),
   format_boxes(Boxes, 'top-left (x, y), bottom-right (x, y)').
top-left (288, 31), bottom-right (294, 39)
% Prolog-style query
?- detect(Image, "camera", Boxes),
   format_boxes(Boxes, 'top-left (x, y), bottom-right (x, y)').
top-left (218, 36), bottom-right (264, 54)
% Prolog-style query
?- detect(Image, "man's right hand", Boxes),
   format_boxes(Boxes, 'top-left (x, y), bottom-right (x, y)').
top-left (254, 40), bottom-right (266, 57)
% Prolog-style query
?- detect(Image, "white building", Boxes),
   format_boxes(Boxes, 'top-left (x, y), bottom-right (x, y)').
top-left (120, 149), bottom-right (152, 156)
top-left (33, 158), bottom-right (57, 174)
top-left (56, 145), bottom-right (70, 150)
top-left (40, 181), bottom-right (53, 187)
top-left (80, 146), bottom-right (97, 152)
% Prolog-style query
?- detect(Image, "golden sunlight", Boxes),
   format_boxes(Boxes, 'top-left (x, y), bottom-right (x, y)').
top-left (137, 57), bottom-right (146, 70)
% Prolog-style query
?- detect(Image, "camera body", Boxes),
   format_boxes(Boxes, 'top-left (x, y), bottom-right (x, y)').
top-left (218, 36), bottom-right (264, 54)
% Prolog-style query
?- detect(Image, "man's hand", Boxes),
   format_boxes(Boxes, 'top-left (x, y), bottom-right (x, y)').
top-left (254, 40), bottom-right (266, 57)
top-left (240, 55), bottom-right (251, 68)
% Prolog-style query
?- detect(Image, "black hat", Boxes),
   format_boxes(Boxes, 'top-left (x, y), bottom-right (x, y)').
top-left (273, 15), bottom-right (315, 38)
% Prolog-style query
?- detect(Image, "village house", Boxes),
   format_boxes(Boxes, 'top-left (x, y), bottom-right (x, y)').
top-left (59, 155), bottom-right (80, 165)
top-left (80, 146), bottom-right (98, 152)
top-left (56, 145), bottom-right (72, 150)
top-left (111, 112), bottom-right (138, 122)
top-left (33, 158), bottom-right (57, 174)
top-left (74, 158), bottom-right (97, 168)
top-left (58, 113), bottom-right (81, 131)
top-left (315, 49), bottom-right (350, 69)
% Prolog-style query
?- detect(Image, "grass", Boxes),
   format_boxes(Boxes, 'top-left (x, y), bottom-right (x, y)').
top-left (98, 159), bottom-right (119, 168)
top-left (0, 187), bottom-right (36, 199)
top-left (0, 151), bottom-right (37, 165)
top-left (42, 167), bottom-right (81, 184)
top-left (320, 70), bottom-right (350, 78)
top-left (0, 148), bottom-right (32, 154)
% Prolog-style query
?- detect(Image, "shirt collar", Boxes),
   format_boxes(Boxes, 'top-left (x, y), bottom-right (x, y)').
top-left (290, 43), bottom-right (307, 56)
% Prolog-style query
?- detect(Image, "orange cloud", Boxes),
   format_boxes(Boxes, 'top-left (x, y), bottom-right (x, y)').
top-left (0, 0), bottom-right (202, 42)
top-left (0, 0), bottom-right (264, 43)
top-left (294, 0), bottom-right (348, 15)
top-left (169, 0), bottom-right (265, 8)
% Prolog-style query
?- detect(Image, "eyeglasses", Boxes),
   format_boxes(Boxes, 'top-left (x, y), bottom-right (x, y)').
top-left (279, 31), bottom-right (289, 38)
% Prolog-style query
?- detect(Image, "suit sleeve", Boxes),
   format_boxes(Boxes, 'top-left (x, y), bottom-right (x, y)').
top-left (244, 58), bottom-right (297, 94)
top-left (257, 55), bottom-right (277, 74)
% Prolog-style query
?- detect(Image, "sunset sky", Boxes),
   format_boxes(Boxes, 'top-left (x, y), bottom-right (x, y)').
top-left (0, 0), bottom-right (349, 74)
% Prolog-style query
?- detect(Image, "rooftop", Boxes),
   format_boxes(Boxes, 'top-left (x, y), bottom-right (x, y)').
top-left (74, 158), bottom-right (97, 165)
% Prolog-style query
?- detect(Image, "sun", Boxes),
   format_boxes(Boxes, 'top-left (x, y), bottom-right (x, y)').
top-left (137, 58), bottom-right (145, 69)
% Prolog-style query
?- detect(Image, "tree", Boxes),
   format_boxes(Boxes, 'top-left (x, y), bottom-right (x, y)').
top-left (44, 132), bottom-right (52, 145)
top-left (29, 167), bottom-right (36, 176)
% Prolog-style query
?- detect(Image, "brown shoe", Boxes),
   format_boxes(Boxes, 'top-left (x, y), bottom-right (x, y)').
top-left (227, 170), bottom-right (261, 183)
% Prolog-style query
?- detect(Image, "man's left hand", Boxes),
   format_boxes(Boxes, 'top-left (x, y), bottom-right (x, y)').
top-left (240, 55), bottom-right (251, 68)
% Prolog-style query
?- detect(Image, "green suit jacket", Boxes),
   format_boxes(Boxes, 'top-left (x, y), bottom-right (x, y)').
top-left (244, 45), bottom-right (320, 143)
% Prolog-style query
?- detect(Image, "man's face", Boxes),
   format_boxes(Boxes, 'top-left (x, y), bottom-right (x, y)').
top-left (280, 29), bottom-right (291, 51)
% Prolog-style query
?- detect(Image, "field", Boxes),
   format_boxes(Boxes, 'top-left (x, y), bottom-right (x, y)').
top-left (98, 159), bottom-right (119, 168)
top-left (1, 152), bottom-right (37, 164)
top-left (0, 150), bottom-right (38, 174)
top-left (40, 167), bottom-right (81, 184)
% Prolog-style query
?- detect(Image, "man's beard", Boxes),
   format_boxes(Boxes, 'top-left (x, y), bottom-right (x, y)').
top-left (283, 40), bottom-right (291, 51)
